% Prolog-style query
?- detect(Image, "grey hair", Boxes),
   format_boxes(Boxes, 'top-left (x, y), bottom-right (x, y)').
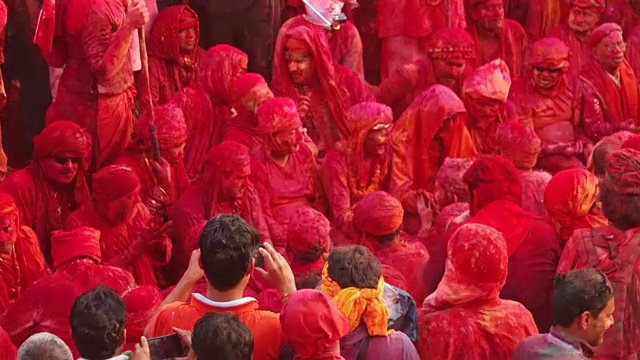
top-left (17, 332), bottom-right (73, 360)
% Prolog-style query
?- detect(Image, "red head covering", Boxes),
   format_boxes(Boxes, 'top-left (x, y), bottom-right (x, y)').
top-left (426, 28), bottom-right (476, 60)
top-left (271, 25), bottom-right (350, 139)
top-left (544, 169), bottom-right (608, 240)
top-left (148, 6), bottom-right (199, 63)
top-left (50, 227), bottom-right (102, 270)
top-left (134, 103), bottom-right (188, 151)
top-left (462, 59), bottom-right (512, 103)
top-left (257, 97), bottom-right (302, 134)
top-left (92, 165), bottom-right (141, 202)
top-left (529, 37), bottom-right (570, 69)
top-left (122, 285), bottom-right (162, 342)
top-left (622, 135), bottom-right (640, 151)
top-left (353, 191), bottom-right (403, 237)
top-left (435, 158), bottom-right (474, 202)
top-left (0, 193), bottom-right (17, 218)
top-left (380, 264), bottom-right (408, 291)
top-left (463, 155), bottom-right (523, 211)
top-left (231, 73), bottom-right (274, 115)
top-left (424, 223), bottom-right (507, 309)
top-left (286, 207), bottom-right (331, 277)
top-left (495, 120), bottom-right (542, 170)
top-left (201, 141), bottom-right (251, 183)
top-left (606, 148), bottom-right (640, 195)
top-left (33, 120), bottom-right (91, 167)
top-left (570, 0), bottom-right (606, 10)
top-left (280, 289), bottom-right (349, 360)
top-left (588, 23), bottom-right (623, 49)
top-left (199, 45), bottom-right (248, 103)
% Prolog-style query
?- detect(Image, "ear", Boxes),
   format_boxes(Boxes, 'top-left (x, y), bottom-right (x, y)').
top-left (247, 258), bottom-right (255, 275)
top-left (576, 311), bottom-right (591, 330)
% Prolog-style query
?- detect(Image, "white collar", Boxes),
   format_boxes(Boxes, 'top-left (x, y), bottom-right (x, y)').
top-left (192, 293), bottom-right (257, 308)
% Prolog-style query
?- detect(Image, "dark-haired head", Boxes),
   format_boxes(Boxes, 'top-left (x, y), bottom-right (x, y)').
top-left (70, 286), bottom-right (126, 359)
top-left (192, 312), bottom-right (254, 360)
top-left (327, 246), bottom-right (381, 289)
top-left (199, 214), bottom-right (260, 291)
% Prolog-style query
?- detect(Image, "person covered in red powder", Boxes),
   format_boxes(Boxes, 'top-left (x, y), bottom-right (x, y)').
top-left (114, 103), bottom-right (190, 219)
top-left (271, 25), bottom-right (374, 157)
top-left (121, 285), bottom-right (162, 351)
top-left (555, 152), bottom-right (640, 359)
top-left (376, 0), bottom-right (466, 80)
top-left (223, 73), bottom-right (275, 151)
top-left (250, 97), bottom-right (324, 252)
top-left (0, 327), bottom-right (15, 360)
top-left (575, 23), bottom-right (640, 143)
top-left (148, 5), bottom-right (204, 105)
top-left (495, 120), bottom-right (552, 217)
top-left (461, 59), bottom-right (513, 154)
top-left (170, 141), bottom-right (270, 283)
top-left (285, 206), bottom-right (331, 279)
top-left (352, 191), bottom-right (429, 304)
top-left (418, 223), bottom-right (538, 359)
top-left (1, 121), bottom-right (91, 267)
top-left (465, 0), bottom-right (528, 79)
top-left (509, 37), bottom-right (586, 174)
top-left (1, 227), bottom-right (136, 358)
top-left (0, 193), bottom-right (48, 315)
top-left (45, 0), bottom-right (150, 167)
top-left (546, 0), bottom-right (606, 81)
top-left (170, 45), bottom-right (248, 180)
top-left (425, 156), bottom-right (560, 332)
top-left (377, 27), bottom-right (476, 117)
top-left (544, 169), bottom-right (609, 246)
top-left (64, 165), bottom-right (171, 288)
top-left (276, 0), bottom-right (364, 78)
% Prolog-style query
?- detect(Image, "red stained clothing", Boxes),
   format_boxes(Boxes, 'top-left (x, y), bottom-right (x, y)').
top-left (1, 259), bottom-right (135, 357)
top-left (603, 0), bottom-right (640, 38)
top-left (418, 224), bottom-right (538, 360)
top-left (559, 227), bottom-right (640, 359)
top-left (148, 5), bottom-right (204, 105)
top-left (276, 16), bottom-right (364, 77)
top-left (373, 240), bottom-right (429, 304)
top-left (546, 25), bottom-right (589, 81)
top-left (524, 0), bottom-right (562, 40)
top-left (519, 169), bottom-right (552, 217)
top-left (627, 25), bottom-right (640, 87)
top-left (147, 294), bottom-right (283, 360)
top-left (0, 327), bottom-right (16, 360)
top-left (271, 25), bottom-right (374, 156)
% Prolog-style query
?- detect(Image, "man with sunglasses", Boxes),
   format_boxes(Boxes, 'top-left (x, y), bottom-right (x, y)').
top-left (510, 37), bottom-right (586, 174)
top-left (512, 269), bottom-right (615, 359)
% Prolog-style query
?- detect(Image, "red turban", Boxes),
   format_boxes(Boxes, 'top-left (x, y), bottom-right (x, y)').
top-left (257, 97), bottom-right (302, 134)
top-left (286, 207), bottom-right (331, 274)
top-left (230, 73), bottom-right (273, 114)
top-left (50, 227), bottom-right (102, 270)
top-left (495, 120), bottom-right (542, 170)
top-left (122, 285), bottom-right (162, 341)
top-left (463, 155), bottom-right (523, 211)
top-left (571, 0), bottom-right (605, 10)
top-left (622, 135), bottom-right (640, 152)
top-left (528, 37), bottom-right (570, 69)
top-left (426, 28), bottom-right (476, 60)
top-left (201, 141), bottom-right (251, 183)
top-left (353, 191), bottom-right (404, 236)
top-left (33, 120), bottom-right (91, 166)
top-left (436, 158), bottom-right (474, 201)
top-left (462, 59), bottom-right (512, 103)
top-left (135, 103), bottom-right (188, 151)
top-left (92, 165), bottom-right (141, 202)
top-left (424, 223), bottom-right (507, 309)
top-left (0, 193), bottom-right (17, 218)
top-left (606, 149), bottom-right (640, 195)
top-left (544, 169), bottom-right (608, 240)
top-left (588, 23), bottom-right (623, 49)
top-left (280, 289), bottom-right (349, 359)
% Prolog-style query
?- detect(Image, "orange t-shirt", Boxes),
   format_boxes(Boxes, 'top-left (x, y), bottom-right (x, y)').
top-left (146, 294), bottom-right (283, 360)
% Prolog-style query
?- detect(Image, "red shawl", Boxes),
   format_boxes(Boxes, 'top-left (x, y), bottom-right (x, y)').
top-left (0, 327), bottom-right (16, 360)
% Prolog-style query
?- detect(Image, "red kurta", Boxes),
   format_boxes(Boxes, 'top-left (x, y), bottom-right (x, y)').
top-left (467, 19), bottom-right (529, 79)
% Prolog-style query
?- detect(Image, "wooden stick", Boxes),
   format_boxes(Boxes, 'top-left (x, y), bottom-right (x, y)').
top-left (137, 29), bottom-right (162, 162)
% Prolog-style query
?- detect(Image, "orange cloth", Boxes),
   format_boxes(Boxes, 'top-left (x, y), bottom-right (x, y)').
top-left (147, 294), bottom-right (283, 360)
top-left (389, 85), bottom-right (477, 196)
top-left (544, 169), bottom-right (609, 242)
top-left (321, 264), bottom-right (391, 336)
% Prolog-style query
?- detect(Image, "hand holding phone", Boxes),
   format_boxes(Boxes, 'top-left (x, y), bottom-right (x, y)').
top-left (147, 334), bottom-right (188, 360)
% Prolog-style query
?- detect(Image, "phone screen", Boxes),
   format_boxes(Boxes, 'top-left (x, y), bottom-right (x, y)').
top-left (147, 334), bottom-right (187, 360)
top-left (254, 244), bottom-right (265, 269)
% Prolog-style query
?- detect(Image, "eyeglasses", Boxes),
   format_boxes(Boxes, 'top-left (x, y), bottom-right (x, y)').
top-left (53, 157), bottom-right (81, 165)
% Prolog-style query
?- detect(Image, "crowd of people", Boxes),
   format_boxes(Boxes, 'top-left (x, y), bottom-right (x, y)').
top-left (0, 0), bottom-right (639, 358)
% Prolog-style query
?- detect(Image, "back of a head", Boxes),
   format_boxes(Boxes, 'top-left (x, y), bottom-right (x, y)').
top-left (192, 312), bottom-right (253, 360)
top-left (601, 148), bottom-right (640, 230)
top-left (352, 191), bottom-right (404, 242)
top-left (70, 286), bottom-right (126, 360)
top-left (199, 214), bottom-right (260, 291)
top-left (17, 333), bottom-right (73, 360)
top-left (327, 246), bottom-right (381, 289)
top-left (552, 269), bottom-right (613, 327)
top-left (463, 155), bottom-right (523, 211)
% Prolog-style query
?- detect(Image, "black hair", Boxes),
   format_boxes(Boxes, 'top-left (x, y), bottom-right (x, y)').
top-left (327, 245), bottom-right (381, 289)
top-left (192, 312), bottom-right (254, 360)
top-left (601, 180), bottom-right (640, 230)
top-left (552, 269), bottom-right (614, 327)
top-left (199, 214), bottom-right (260, 291)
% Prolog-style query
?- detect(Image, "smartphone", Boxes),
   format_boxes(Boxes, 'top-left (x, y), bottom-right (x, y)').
top-left (147, 334), bottom-right (188, 360)
top-left (255, 244), bottom-right (265, 269)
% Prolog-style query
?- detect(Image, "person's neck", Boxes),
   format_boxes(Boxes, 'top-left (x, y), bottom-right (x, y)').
top-left (555, 325), bottom-right (589, 345)
top-left (270, 151), bottom-right (291, 166)
top-left (602, 64), bottom-right (621, 77)
top-left (205, 283), bottom-right (246, 303)
top-left (572, 29), bottom-right (590, 42)
top-left (475, 24), bottom-right (500, 39)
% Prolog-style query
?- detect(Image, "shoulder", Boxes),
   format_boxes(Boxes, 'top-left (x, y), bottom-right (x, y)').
top-left (505, 19), bottom-right (527, 37)
top-left (512, 334), bottom-right (552, 358)
top-left (2, 169), bottom-right (35, 194)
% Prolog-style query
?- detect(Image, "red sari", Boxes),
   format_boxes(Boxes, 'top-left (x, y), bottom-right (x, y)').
top-left (171, 45), bottom-right (248, 180)
top-left (0, 195), bottom-right (49, 316)
top-left (148, 5), bottom-right (204, 105)
top-left (170, 141), bottom-right (271, 282)
top-left (1, 227), bottom-right (136, 357)
top-left (1, 121), bottom-right (91, 266)
top-left (418, 223), bottom-right (538, 360)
